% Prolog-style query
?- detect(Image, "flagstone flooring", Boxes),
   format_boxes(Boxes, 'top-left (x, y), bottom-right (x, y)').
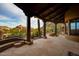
top-left (0, 35), bottom-right (79, 56)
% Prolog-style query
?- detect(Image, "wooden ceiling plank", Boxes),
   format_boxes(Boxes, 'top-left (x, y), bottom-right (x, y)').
top-left (40, 4), bottom-right (61, 17)
top-left (51, 12), bottom-right (64, 21)
top-left (41, 4), bottom-right (62, 18)
top-left (53, 17), bottom-right (64, 23)
top-left (38, 4), bottom-right (55, 15)
top-left (45, 7), bottom-right (64, 20)
top-left (48, 7), bottom-right (68, 21)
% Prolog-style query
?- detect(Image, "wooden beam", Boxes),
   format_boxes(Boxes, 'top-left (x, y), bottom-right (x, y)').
top-left (55, 16), bottom-right (64, 21)
top-left (40, 4), bottom-right (60, 18)
top-left (38, 4), bottom-right (55, 15)
top-left (51, 12), bottom-right (64, 21)
top-left (45, 7), bottom-right (66, 20)
top-left (52, 16), bottom-right (64, 23)
top-left (43, 4), bottom-right (62, 18)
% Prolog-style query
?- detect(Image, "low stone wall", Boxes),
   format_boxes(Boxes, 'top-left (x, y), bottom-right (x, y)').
top-left (65, 35), bottom-right (79, 42)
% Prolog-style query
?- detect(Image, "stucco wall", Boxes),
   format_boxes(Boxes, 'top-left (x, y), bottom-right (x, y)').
top-left (65, 5), bottom-right (79, 22)
top-left (65, 5), bottom-right (79, 42)
top-left (65, 35), bottom-right (79, 42)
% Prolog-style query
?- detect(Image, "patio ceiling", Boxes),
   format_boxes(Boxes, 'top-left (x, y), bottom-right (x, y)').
top-left (15, 3), bottom-right (70, 23)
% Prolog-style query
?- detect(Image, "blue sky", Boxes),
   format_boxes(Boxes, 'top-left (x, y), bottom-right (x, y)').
top-left (0, 3), bottom-right (43, 28)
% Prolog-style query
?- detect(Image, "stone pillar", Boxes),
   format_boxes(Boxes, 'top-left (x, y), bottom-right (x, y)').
top-left (68, 20), bottom-right (71, 35)
top-left (64, 23), bottom-right (66, 34)
top-left (43, 21), bottom-right (47, 38)
top-left (38, 19), bottom-right (41, 37)
top-left (75, 21), bottom-right (77, 34)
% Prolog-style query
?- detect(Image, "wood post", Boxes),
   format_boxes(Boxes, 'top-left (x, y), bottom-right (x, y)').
top-left (38, 19), bottom-right (41, 37)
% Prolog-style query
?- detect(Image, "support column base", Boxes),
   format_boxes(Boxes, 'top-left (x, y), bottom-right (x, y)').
top-left (44, 36), bottom-right (47, 39)
top-left (55, 34), bottom-right (58, 36)
top-left (38, 36), bottom-right (42, 38)
top-left (24, 40), bottom-right (33, 45)
top-left (55, 34), bottom-right (57, 36)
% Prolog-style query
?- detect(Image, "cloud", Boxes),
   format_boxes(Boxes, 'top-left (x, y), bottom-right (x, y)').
top-left (0, 15), bottom-right (8, 19)
top-left (0, 3), bottom-right (43, 28)
top-left (0, 15), bottom-right (25, 27)
top-left (0, 15), bottom-right (26, 28)
top-left (0, 3), bottom-right (26, 20)
top-left (0, 15), bottom-right (20, 23)
top-left (31, 17), bottom-right (43, 28)
top-left (0, 3), bottom-right (27, 28)
top-left (0, 22), bottom-right (17, 28)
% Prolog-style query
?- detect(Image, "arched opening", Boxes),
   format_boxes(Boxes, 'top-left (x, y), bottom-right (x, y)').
top-left (31, 16), bottom-right (43, 39)
top-left (46, 22), bottom-right (55, 36)
top-left (57, 23), bottom-right (65, 35)
top-left (46, 22), bottom-right (55, 33)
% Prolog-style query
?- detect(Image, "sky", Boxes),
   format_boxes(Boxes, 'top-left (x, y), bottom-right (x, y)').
top-left (0, 3), bottom-right (43, 28)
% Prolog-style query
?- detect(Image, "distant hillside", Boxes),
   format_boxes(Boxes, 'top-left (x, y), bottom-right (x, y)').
top-left (0, 26), bottom-right (11, 30)
top-left (0, 26), bottom-right (11, 34)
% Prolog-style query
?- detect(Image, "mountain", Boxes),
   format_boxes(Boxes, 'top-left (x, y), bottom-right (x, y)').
top-left (0, 26), bottom-right (11, 36)
top-left (16, 25), bottom-right (26, 30)
top-left (13, 25), bottom-right (27, 33)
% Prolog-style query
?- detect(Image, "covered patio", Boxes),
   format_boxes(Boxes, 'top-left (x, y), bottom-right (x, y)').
top-left (14, 3), bottom-right (79, 43)
top-left (0, 3), bottom-right (79, 56)
top-left (14, 3), bottom-right (69, 44)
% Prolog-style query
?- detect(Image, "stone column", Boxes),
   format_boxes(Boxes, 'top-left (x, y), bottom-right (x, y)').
top-left (64, 23), bottom-right (66, 34)
top-left (68, 20), bottom-right (71, 35)
top-left (75, 21), bottom-right (77, 34)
